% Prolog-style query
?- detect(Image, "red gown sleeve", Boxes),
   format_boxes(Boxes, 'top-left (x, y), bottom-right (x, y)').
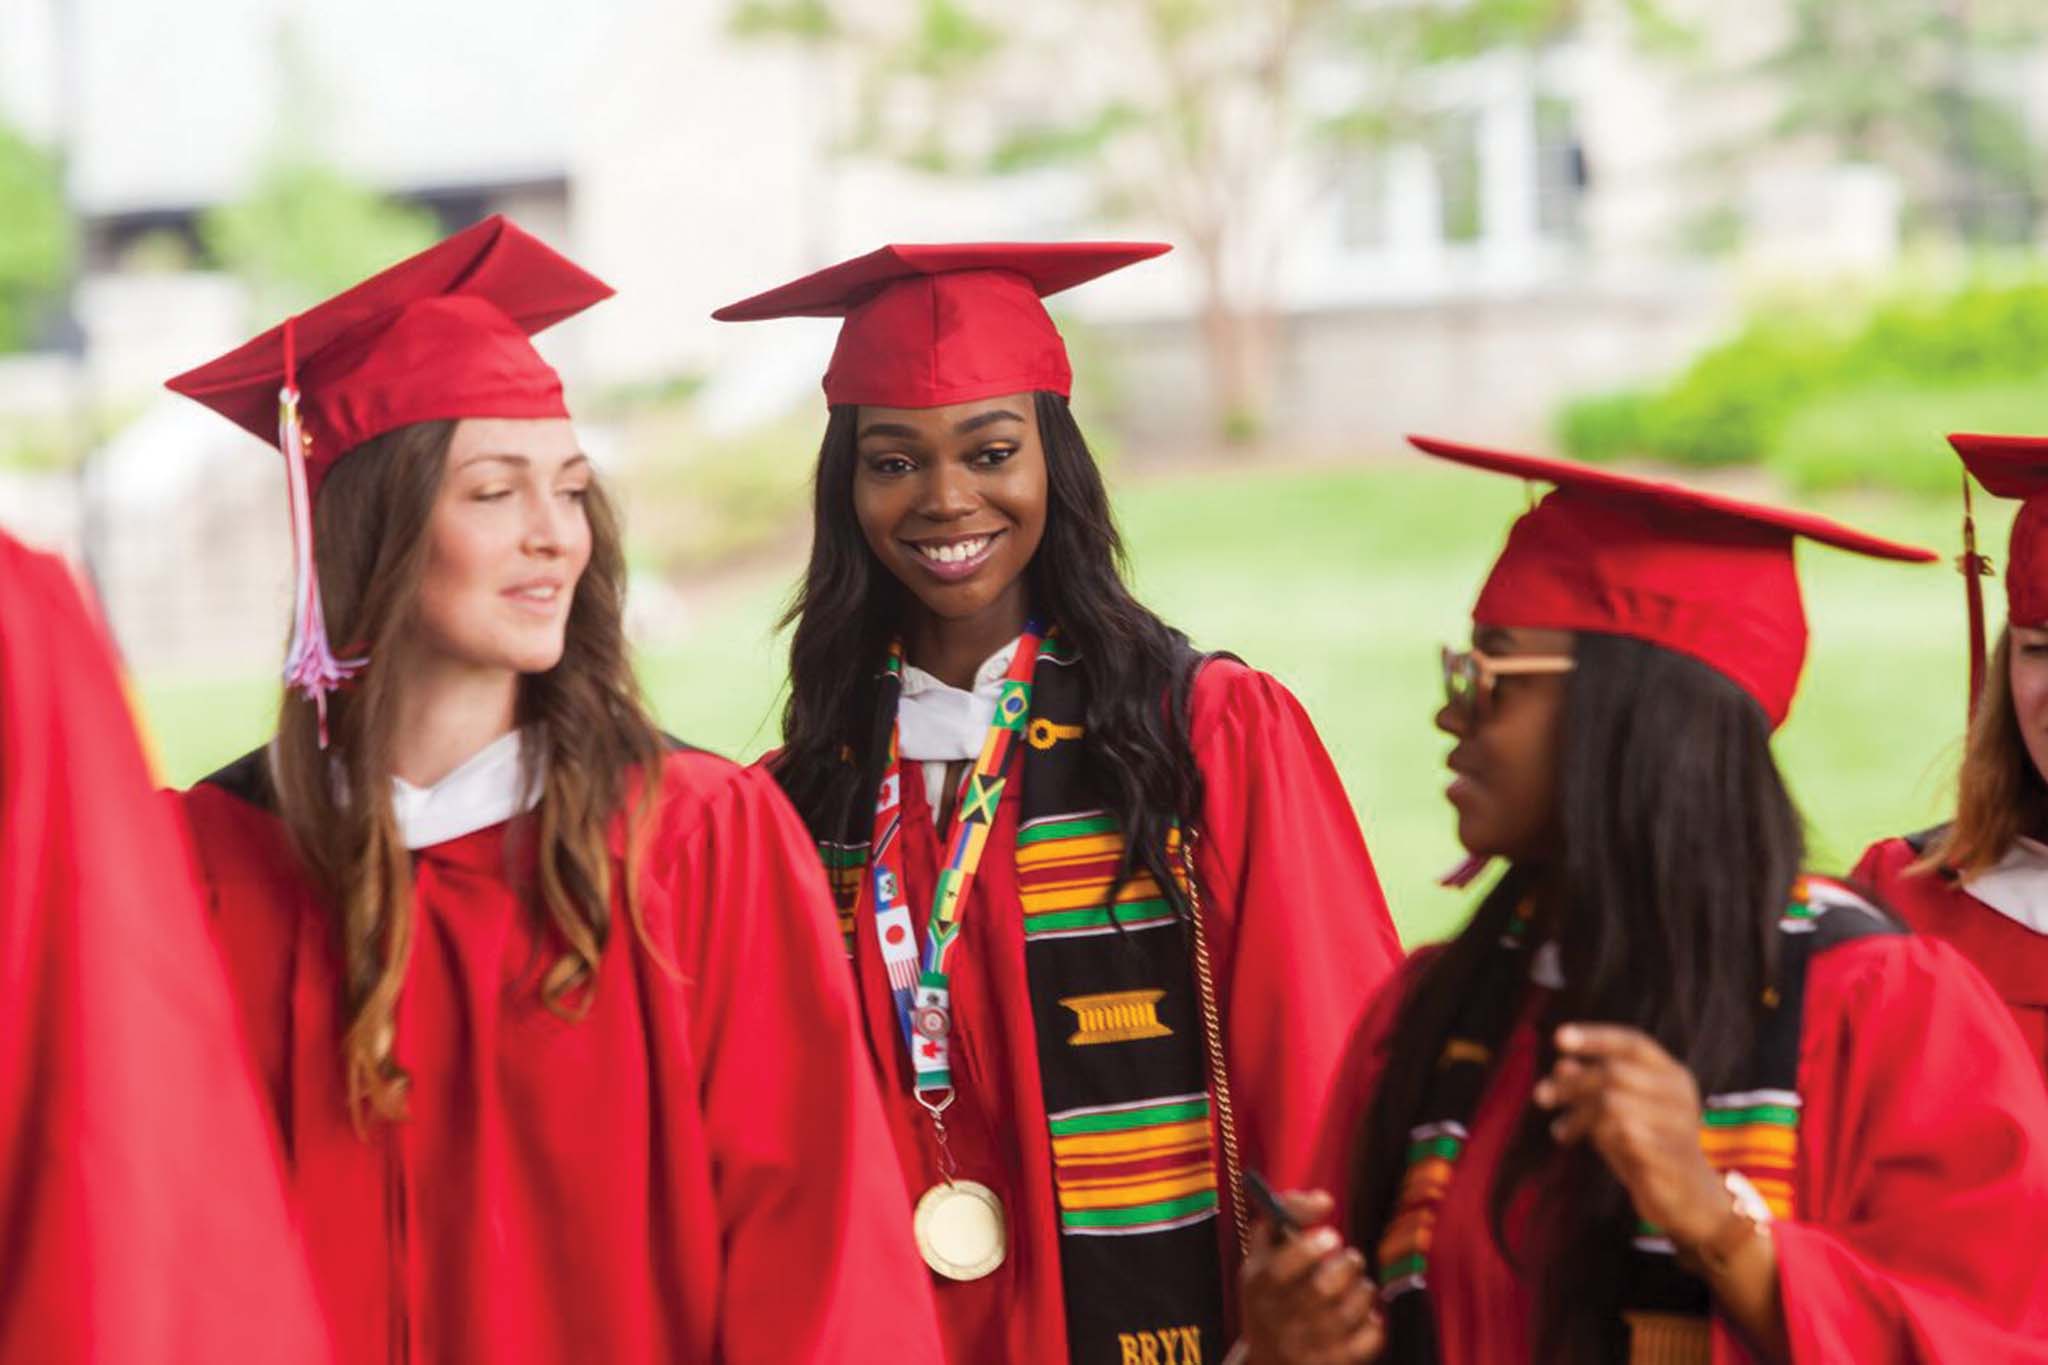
top-left (1847, 838), bottom-right (1893, 889)
top-left (661, 764), bottom-right (945, 1362)
top-left (1854, 835), bottom-right (2048, 1071)
top-left (1714, 935), bottom-right (2048, 1364)
top-left (1188, 663), bottom-right (1406, 1208)
top-left (0, 536), bottom-right (332, 1364)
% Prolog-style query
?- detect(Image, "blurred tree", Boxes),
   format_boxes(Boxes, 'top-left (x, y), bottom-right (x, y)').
top-left (200, 160), bottom-right (439, 317)
top-left (1758, 0), bottom-right (2048, 243)
top-left (198, 21), bottom-right (437, 317)
top-left (732, 0), bottom-right (1679, 445)
top-left (0, 119), bottom-right (70, 353)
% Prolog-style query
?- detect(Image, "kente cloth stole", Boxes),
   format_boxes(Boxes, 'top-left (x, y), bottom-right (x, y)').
top-left (814, 633), bottom-right (1229, 1365)
top-left (1374, 877), bottom-right (1900, 1365)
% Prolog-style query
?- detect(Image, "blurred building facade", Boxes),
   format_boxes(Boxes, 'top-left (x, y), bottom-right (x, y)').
top-left (5, 0), bottom-right (2046, 671)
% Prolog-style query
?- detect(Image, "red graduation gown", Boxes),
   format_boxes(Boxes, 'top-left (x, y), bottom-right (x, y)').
top-left (0, 534), bottom-right (330, 1364)
top-left (1314, 933), bottom-right (2048, 1363)
top-left (1853, 836), bottom-right (2048, 1074)
top-left (824, 660), bottom-right (1403, 1361)
top-left (171, 750), bottom-right (943, 1365)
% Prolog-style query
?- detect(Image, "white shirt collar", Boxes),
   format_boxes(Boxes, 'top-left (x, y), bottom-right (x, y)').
top-left (896, 636), bottom-right (1021, 764)
top-left (1961, 836), bottom-right (2048, 935)
top-left (389, 729), bottom-right (542, 850)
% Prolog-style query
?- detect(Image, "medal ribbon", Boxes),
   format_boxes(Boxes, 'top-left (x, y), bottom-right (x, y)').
top-left (866, 623), bottom-right (1045, 1102)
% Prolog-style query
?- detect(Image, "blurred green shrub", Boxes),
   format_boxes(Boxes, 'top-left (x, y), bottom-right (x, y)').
top-left (0, 122), bottom-right (69, 354)
top-left (201, 159), bottom-right (439, 320)
top-left (617, 409), bottom-right (818, 576)
top-left (1842, 282), bottom-right (2048, 383)
top-left (0, 403), bottom-right (144, 473)
top-left (1554, 390), bottom-right (1650, 464)
top-left (1557, 275), bottom-right (2048, 489)
top-left (1772, 376), bottom-right (2048, 494)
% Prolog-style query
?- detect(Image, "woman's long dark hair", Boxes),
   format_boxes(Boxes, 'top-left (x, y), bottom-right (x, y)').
top-left (1351, 632), bottom-right (1803, 1363)
top-left (772, 391), bottom-right (1201, 870)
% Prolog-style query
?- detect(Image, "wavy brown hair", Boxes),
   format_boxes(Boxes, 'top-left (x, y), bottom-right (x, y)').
top-left (270, 419), bottom-right (666, 1125)
top-left (1920, 626), bottom-right (2048, 877)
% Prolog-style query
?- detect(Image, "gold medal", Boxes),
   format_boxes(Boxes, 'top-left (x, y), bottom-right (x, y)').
top-left (912, 1179), bottom-right (1006, 1281)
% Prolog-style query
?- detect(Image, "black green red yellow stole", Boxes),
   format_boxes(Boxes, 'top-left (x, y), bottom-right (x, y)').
top-left (1373, 877), bottom-right (1899, 1365)
top-left (811, 633), bottom-right (1229, 1365)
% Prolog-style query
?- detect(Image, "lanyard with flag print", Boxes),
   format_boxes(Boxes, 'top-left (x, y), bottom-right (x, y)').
top-left (865, 623), bottom-right (1044, 1281)
top-left (868, 621), bottom-right (1043, 1101)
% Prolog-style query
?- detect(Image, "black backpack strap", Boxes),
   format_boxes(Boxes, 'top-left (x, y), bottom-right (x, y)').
top-left (1624, 877), bottom-right (1906, 1329)
top-left (198, 746), bottom-right (278, 813)
top-left (1169, 643), bottom-right (1244, 740)
top-left (1901, 823), bottom-right (1951, 859)
top-left (1754, 878), bottom-right (1904, 1087)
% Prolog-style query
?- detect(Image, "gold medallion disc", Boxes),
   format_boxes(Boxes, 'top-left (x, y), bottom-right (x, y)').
top-left (912, 1179), bottom-right (1007, 1281)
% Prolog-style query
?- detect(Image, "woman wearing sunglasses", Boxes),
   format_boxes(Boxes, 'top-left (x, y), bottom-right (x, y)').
top-left (1236, 438), bottom-right (2048, 1364)
top-left (1855, 433), bottom-right (2048, 1074)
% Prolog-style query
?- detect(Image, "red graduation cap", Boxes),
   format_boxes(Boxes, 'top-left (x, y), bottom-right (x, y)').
top-left (164, 215), bottom-right (613, 740)
top-left (1411, 436), bottom-right (1937, 730)
top-left (1948, 432), bottom-right (2048, 710)
top-left (711, 242), bottom-right (1170, 409)
top-left (168, 215), bottom-right (611, 481)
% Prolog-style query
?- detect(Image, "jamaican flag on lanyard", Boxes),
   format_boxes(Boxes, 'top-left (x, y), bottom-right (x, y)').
top-left (807, 632), bottom-right (1232, 1365)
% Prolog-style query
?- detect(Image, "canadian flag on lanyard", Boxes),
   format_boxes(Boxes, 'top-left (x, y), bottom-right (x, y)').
top-left (911, 982), bottom-right (952, 1078)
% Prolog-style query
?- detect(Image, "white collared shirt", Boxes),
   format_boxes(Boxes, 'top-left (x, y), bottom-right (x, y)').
top-left (1963, 837), bottom-right (2048, 936)
top-left (390, 729), bottom-right (543, 850)
top-left (897, 636), bottom-right (1022, 818)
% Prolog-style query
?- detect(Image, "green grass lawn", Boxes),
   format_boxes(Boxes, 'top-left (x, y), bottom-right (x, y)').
top-left (140, 460), bottom-right (1999, 949)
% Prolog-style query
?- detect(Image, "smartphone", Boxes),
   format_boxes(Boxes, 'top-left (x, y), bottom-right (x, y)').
top-left (1242, 1168), bottom-right (1303, 1240)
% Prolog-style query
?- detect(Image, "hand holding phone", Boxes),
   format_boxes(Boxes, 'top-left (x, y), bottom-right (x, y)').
top-left (1242, 1168), bottom-right (1304, 1240)
top-left (1237, 1172), bottom-right (1384, 1362)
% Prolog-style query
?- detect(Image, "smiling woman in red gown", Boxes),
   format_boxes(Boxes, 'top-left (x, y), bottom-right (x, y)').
top-left (1855, 432), bottom-right (2048, 1074)
top-left (160, 218), bottom-right (941, 1364)
top-left (1239, 439), bottom-right (2048, 1365)
top-left (716, 243), bottom-right (1404, 1365)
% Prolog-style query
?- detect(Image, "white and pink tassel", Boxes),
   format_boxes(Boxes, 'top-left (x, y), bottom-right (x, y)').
top-left (277, 317), bottom-right (366, 747)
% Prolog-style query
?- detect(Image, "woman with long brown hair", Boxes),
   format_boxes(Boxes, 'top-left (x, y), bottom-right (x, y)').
top-left (1237, 440), bottom-right (2048, 1364)
top-left (1855, 433), bottom-right (2048, 1073)
top-left (164, 218), bottom-right (942, 1364)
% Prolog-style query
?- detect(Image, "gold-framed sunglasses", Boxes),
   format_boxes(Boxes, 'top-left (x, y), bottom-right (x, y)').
top-left (1440, 644), bottom-right (1576, 720)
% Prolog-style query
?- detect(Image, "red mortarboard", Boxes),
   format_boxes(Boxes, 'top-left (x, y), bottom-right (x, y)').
top-left (711, 242), bottom-right (1170, 408)
top-left (167, 215), bottom-right (612, 483)
top-left (1950, 432), bottom-right (2048, 625)
top-left (164, 216), bottom-right (613, 739)
top-left (1948, 432), bottom-right (2048, 711)
top-left (1412, 436), bottom-right (1937, 729)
